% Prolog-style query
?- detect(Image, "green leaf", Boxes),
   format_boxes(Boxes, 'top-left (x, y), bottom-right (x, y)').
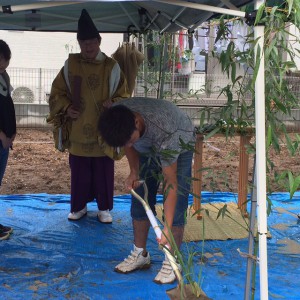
top-left (266, 126), bottom-right (272, 148)
top-left (255, 3), bottom-right (266, 25)
top-left (276, 170), bottom-right (288, 181)
top-left (216, 204), bottom-right (228, 220)
top-left (291, 176), bottom-right (300, 198)
top-left (204, 127), bottom-right (221, 140)
top-left (288, 171), bottom-right (300, 199)
top-left (284, 130), bottom-right (296, 155)
top-left (287, 0), bottom-right (294, 15)
top-left (215, 17), bottom-right (225, 43)
top-left (252, 42), bottom-right (261, 84)
top-left (231, 63), bottom-right (236, 83)
top-left (199, 110), bottom-right (206, 128)
top-left (288, 171), bottom-right (294, 193)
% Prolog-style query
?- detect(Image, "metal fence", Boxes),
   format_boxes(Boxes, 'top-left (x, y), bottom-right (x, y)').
top-left (7, 67), bottom-right (300, 131)
top-left (9, 67), bottom-right (58, 105)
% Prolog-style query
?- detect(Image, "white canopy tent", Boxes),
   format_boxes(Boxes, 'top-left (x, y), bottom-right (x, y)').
top-left (0, 0), bottom-right (252, 33)
top-left (0, 1), bottom-right (269, 299)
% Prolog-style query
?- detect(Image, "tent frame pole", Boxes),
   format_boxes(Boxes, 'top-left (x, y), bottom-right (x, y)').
top-left (2, 2), bottom-right (77, 13)
top-left (254, 1), bottom-right (268, 299)
top-left (155, 0), bottom-right (246, 17)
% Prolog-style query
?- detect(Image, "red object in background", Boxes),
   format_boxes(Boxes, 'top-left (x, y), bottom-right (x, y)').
top-left (177, 30), bottom-right (184, 70)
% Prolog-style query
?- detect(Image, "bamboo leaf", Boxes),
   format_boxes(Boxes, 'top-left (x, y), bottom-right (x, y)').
top-left (287, 0), bottom-right (293, 15)
top-left (216, 204), bottom-right (228, 220)
top-left (266, 126), bottom-right (272, 148)
top-left (231, 63), bottom-right (236, 84)
top-left (204, 127), bottom-right (221, 140)
top-left (291, 176), bottom-right (300, 198)
top-left (255, 3), bottom-right (265, 25)
top-left (276, 170), bottom-right (288, 181)
top-left (284, 130), bottom-right (296, 155)
top-left (252, 43), bottom-right (261, 84)
top-left (199, 110), bottom-right (206, 127)
top-left (215, 18), bottom-right (225, 43)
top-left (288, 171), bottom-right (294, 192)
top-left (271, 127), bottom-right (280, 152)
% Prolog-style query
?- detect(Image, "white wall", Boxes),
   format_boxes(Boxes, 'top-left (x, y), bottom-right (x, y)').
top-left (0, 30), bottom-right (123, 69)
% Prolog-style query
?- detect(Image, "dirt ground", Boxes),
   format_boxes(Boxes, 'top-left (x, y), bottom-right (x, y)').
top-left (1, 128), bottom-right (299, 195)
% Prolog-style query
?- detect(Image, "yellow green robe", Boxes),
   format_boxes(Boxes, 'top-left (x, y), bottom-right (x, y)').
top-left (47, 51), bottom-right (129, 157)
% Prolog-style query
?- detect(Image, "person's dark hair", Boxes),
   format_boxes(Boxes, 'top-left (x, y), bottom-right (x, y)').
top-left (0, 40), bottom-right (11, 61)
top-left (98, 105), bottom-right (136, 147)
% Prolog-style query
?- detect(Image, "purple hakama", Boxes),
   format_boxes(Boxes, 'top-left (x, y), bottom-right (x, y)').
top-left (69, 154), bottom-right (114, 213)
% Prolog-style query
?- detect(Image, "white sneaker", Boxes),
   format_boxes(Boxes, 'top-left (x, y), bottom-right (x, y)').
top-left (114, 245), bottom-right (151, 273)
top-left (154, 258), bottom-right (180, 284)
top-left (68, 206), bottom-right (87, 220)
top-left (97, 210), bottom-right (113, 223)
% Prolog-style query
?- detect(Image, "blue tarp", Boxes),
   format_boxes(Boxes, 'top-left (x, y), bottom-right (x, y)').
top-left (0, 192), bottom-right (299, 300)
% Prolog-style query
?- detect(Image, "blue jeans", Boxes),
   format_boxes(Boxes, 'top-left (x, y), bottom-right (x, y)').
top-left (131, 150), bottom-right (193, 226)
top-left (0, 141), bottom-right (9, 186)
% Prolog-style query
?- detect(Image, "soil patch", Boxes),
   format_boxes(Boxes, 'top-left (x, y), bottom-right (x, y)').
top-left (1, 129), bottom-right (299, 195)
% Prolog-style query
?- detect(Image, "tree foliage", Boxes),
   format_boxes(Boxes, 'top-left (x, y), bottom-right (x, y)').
top-left (214, 0), bottom-right (300, 196)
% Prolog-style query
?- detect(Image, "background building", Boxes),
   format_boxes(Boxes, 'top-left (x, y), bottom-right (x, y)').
top-left (1, 30), bottom-right (123, 69)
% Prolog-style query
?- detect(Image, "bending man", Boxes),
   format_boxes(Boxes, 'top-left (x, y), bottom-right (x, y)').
top-left (98, 97), bottom-right (195, 284)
